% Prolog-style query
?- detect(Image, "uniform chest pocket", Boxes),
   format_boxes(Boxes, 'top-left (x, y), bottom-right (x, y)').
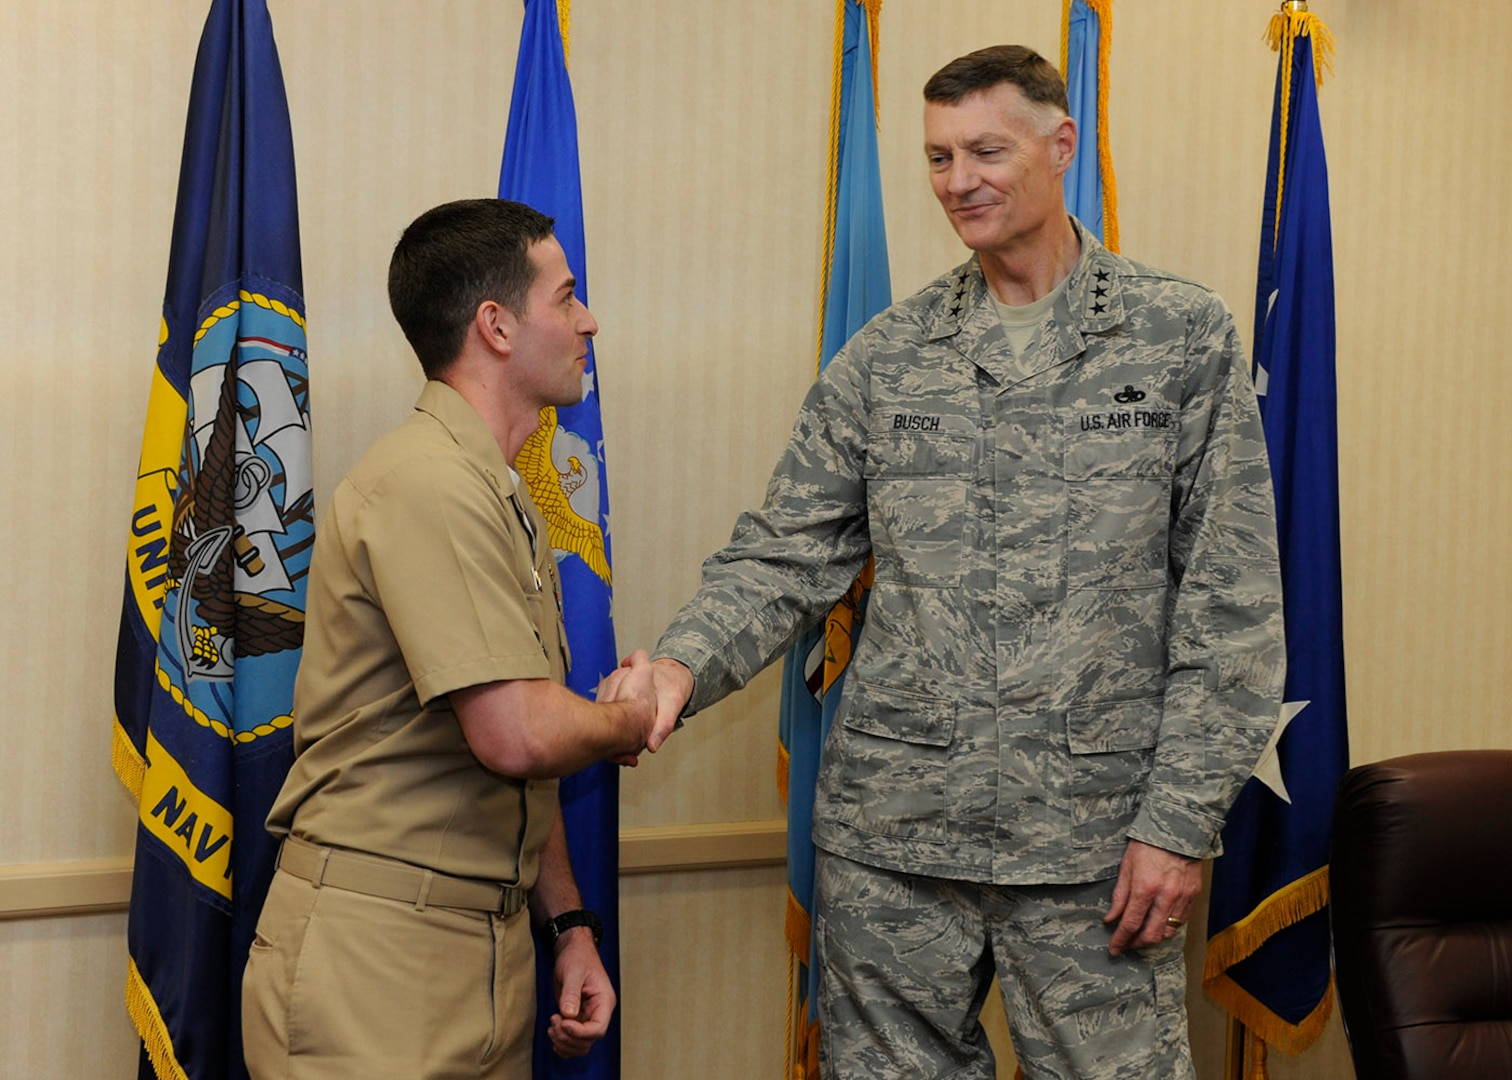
top-left (864, 430), bottom-right (975, 588)
top-left (1063, 418), bottom-right (1178, 589)
top-left (520, 575), bottom-right (570, 678)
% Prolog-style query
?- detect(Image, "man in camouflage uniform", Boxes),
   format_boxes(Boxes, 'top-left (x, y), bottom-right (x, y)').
top-left (639, 46), bottom-right (1284, 1080)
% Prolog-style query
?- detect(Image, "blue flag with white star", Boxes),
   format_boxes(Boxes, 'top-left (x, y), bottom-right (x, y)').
top-left (1203, 14), bottom-right (1348, 1060)
top-left (498, 2), bottom-right (620, 1077)
top-left (111, 2), bottom-right (310, 1077)
top-left (778, 2), bottom-right (890, 1075)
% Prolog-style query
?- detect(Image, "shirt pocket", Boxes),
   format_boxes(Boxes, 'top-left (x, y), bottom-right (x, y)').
top-left (1063, 415), bottom-right (1178, 589)
top-left (863, 429), bottom-right (975, 588)
top-left (1065, 696), bottom-right (1161, 848)
top-left (836, 679), bottom-right (956, 843)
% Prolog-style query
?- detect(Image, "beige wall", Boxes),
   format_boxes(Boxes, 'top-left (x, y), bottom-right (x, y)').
top-left (2, 1), bottom-right (1508, 1077)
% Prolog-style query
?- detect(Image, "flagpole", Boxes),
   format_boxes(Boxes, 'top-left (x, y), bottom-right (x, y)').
top-left (1221, 11), bottom-right (1301, 1080)
top-left (1224, 1016), bottom-right (1245, 1079)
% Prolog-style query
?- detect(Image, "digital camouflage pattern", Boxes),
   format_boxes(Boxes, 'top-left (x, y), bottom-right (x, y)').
top-left (814, 851), bottom-right (1194, 1080)
top-left (655, 220), bottom-right (1284, 886)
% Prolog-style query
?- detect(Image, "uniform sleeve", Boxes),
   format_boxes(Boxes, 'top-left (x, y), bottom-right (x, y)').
top-left (345, 457), bottom-right (553, 706)
top-left (653, 341), bottom-right (876, 714)
top-left (1128, 295), bottom-right (1286, 858)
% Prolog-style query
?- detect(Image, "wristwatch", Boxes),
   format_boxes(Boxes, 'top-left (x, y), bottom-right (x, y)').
top-left (542, 908), bottom-right (603, 949)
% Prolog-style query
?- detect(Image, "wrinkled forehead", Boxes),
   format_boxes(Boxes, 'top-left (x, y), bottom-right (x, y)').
top-left (923, 82), bottom-right (1050, 145)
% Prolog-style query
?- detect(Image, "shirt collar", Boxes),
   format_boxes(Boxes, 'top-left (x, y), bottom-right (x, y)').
top-left (413, 379), bottom-right (520, 497)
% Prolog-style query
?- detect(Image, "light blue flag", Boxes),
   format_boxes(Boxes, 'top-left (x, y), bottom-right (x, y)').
top-left (111, 1), bottom-right (309, 1077)
top-left (498, 2), bottom-right (620, 1077)
top-left (779, 2), bottom-right (890, 1072)
top-left (1204, 14), bottom-right (1348, 1059)
top-left (1062, 0), bottom-right (1118, 249)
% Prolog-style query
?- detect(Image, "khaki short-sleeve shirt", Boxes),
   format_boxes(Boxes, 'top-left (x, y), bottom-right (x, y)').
top-left (266, 381), bottom-right (569, 887)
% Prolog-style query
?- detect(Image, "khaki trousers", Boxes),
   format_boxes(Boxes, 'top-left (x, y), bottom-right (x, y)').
top-left (243, 865), bottom-right (536, 1079)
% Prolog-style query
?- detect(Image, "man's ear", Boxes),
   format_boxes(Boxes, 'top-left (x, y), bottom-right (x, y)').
top-left (1051, 115), bottom-right (1078, 177)
top-left (475, 299), bottom-right (515, 359)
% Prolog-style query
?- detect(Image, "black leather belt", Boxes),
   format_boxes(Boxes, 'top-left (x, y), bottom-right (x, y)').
top-left (277, 835), bottom-right (525, 916)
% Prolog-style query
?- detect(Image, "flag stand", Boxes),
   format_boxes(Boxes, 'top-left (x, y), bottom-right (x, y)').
top-left (1224, 1016), bottom-right (1245, 1080)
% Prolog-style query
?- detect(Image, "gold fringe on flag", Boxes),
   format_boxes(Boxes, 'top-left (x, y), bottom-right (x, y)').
top-left (814, 0), bottom-right (883, 373)
top-left (112, 720), bottom-right (146, 801)
top-left (1208, 967), bottom-right (1335, 1061)
top-left (785, 888), bottom-right (813, 965)
top-left (814, 0), bottom-right (846, 373)
top-left (1202, 866), bottom-right (1335, 1055)
top-left (1058, 0), bottom-right (1120, 252)
top-left (556, 0), bottom-right (570, 65)
top-left (860, 0), bottom-right (882, 125)
top-left (126, 958), bottom-right (190, 1080)
top-left (785, 888), bottom-right (821, 1078)
top-left (1264, 3), bottom-right (1335, 240)
top-left (777, 740), bottom-right (791, 804)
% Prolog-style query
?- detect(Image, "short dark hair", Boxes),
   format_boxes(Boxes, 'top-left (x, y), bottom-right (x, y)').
top-left (923, 45), bottom-right (1069, 116)
top-left (387, 198), bottom-right (556, 379)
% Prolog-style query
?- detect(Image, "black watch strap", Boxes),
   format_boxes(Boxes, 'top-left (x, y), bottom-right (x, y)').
top-left (543, 908), bottom-right (603, 949)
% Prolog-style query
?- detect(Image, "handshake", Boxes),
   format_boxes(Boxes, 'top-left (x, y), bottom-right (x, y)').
top-left (595, 649), bottom-right (693, 766)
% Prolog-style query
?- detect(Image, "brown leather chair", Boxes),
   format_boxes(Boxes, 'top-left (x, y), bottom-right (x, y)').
top-left (1329, 750), bottom-right (1512, 1080)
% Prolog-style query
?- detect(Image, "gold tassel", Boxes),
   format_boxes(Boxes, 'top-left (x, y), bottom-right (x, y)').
top-left (815, 1), bottom-right (885, 372)
top-left (126, 959), bottom-right (190, 1080)
top-left (785, 889), bottom-right (814, 963)
top-left (777, 740), bottom-right (791, 804)
top-left (1263, 6), bottom-right (1336, 239)
top-left (1202, 868), bottom-right (1334, 1055)
top-left (1207, 972), bottom-right (1335, 1056)
top-left (1058, 0), bottom-right (1120, 252)
top-left (1088, 0), bottom-right (1118, 252)
top-left (556, 0), bottom-right (570, 66)
top-left (861, 0), bottom-right (883, 126)
top-left (786, 886), bottom-right (823, 1076)
top-left (788, 1012), bottom-right (821, 1079)
top-left (112, 720), bottom-right (146, 800)
top-left (1060, 0), bottom-right (1071, 79)
top-left (1203, 867), bottom-right (1329, 977)
top-left (813, 0), bottom-right (847, 372)
top-left (785, 949), bottom-right (797, 1079)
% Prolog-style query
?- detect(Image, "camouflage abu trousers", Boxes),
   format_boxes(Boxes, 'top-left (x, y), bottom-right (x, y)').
top-left (814, 849), bottom-right (1194, 1080)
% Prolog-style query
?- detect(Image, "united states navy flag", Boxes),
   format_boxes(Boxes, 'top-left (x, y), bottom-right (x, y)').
top-left (1060, 0), bottom-right (1119, 251)
top-left (1203, 10), bottom-right (1346, 1072)
top-left (497, 3), bottom-right (621, 1077)
top-left (112, 2), bottom-right (310, 1078)
top-left (778, 2), bottom-right (890, 1075)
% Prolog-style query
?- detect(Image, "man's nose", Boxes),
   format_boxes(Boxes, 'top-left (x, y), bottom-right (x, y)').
top-left (945, 157), bottom-right (978, 195)
top-left (577, 300), bottom-right (599, 338)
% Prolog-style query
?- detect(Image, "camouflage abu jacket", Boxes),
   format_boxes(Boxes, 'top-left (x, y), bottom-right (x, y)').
top-left (655, 223), bottom-right (1285, 884)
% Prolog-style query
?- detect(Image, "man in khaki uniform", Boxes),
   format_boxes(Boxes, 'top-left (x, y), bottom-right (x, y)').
top-left (242, 198), bottom-right (660, 1079)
